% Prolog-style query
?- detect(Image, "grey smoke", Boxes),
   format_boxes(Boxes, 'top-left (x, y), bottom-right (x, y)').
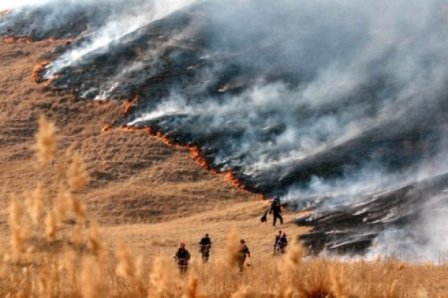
top-left (2, 0), bottom-right (448, 259)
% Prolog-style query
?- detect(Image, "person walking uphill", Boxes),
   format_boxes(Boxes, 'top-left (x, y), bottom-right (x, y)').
top-left (198, 233), bottom-right (212, 263)
top-left (273, 230), bottom-right (282, 255)
top-left (276, 231), bottom-right (288, 255)
top-left (270, 196), bottom-right (283, 226)
top-left (173, 242), bottom-right (191, 274)
top-left (237, 239), bottom-right (251, 273)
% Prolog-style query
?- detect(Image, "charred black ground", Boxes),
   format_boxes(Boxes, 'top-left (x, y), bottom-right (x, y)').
top-left (2, 0), bottom-right (448, 257)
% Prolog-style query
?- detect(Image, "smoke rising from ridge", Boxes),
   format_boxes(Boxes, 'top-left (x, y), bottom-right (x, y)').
top-left (2, 0), bottom-right (448, 259)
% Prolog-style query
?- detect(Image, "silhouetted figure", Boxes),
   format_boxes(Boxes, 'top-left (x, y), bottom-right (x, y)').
top-left (238, 239), bottom-right (251, 272)
top-left (273, 230), bottom-right (282, 255)
top-left (173, 242), bottom-right (191, 274)
top-left (276, 232), bottom-right (288, 255)
top-left (198, 233), bottom-right (212, 263)
top-left (270, 196), bottom-right (283, 226)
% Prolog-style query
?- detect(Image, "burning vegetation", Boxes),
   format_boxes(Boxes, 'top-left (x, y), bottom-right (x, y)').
top-left (3, 0), bottom-right (448, 257)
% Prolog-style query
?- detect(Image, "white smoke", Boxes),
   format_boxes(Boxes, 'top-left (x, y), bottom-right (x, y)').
top-left (43, 0), bottom-right (197, 78)
top-left (3, 0), bottom-right (448, 259)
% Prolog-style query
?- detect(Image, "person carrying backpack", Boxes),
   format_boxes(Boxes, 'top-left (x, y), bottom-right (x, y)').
top-left (237, 239), bottom-right (251, 272)
top-left (270, 196), bottom-right (283, 226)
top-left (198, 233), bottom-right (212, 263)
top-left (275, 231), bottom-right (288, 255)
top-left (173, 242), bottom-right (191, 274)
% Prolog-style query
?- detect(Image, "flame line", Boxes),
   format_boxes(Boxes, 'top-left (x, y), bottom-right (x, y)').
top-left (108, 123), bottom-right (257, 195)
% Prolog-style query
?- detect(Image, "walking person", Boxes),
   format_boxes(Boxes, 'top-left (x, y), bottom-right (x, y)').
top-left (237, 239), bottom-right (251, 273)
top-left (273, 230), bottom-right (282, 255)
top-left (276, 231), bottom-right (288, 255)
top-left (270, 196), bottom-right (283, 226)
top-left (173, 242), bottom-right (191, 274)
top-left (198, 233), bottom-right (212, 263)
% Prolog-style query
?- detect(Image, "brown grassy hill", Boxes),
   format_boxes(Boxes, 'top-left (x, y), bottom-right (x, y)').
top-left (0, 39), bottom-right (310, 258)
top-left (2, 39), bottom-right (448, 298)
top-left (0, 39), bottom-right (270, 230)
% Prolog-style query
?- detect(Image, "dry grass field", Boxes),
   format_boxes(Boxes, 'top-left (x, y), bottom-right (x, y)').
top-left (1, 39), bottom-right (448, 297)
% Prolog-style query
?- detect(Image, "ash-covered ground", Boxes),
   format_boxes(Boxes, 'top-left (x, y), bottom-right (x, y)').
top-left (2, 0), bottom-right (448, 258)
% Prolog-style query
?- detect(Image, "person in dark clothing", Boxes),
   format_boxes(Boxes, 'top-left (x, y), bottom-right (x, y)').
top-left (198, 233), bottom-right (212, 263)
top-left (238, 239), bottom-right (251, 272)
top-left (270, 196), bottom-right (283, 226)
top-left (173, 242), bottom-right (191, 274)
top-left (276, 232), bottom-right (288, 255)
top-left (273, 230), bottom-right (282, 255)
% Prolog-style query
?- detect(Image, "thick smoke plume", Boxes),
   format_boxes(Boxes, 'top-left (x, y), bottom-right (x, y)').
top-left (2, 0), bottom-right (448, 259)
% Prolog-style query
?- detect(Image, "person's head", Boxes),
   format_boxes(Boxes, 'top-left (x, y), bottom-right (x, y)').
top-left (178, 242), bottom-right (186, 249)
top-left (240, 239), bottom-right (245, 244)
top-left (205, 233), bottom-right (209, 238)
top-left (278, 230), bottom-right (282, 235)
top-left (281, 232), bottom-right (287, 237)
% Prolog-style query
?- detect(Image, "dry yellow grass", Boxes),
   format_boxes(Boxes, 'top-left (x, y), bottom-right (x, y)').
top-left (1, 37), bottom-right (448, 298)
top-left (0, 116), bottom-right (447, 298)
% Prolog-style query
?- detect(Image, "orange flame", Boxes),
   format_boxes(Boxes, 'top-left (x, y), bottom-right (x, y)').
top-left (107, 124), bottom-right (251, 193)
top-left (0, 10), bottom-right (11, 18)
top-left (223, 170), bottom-right (250, 192)
top-left (3, 36), bottom-right (32, 44)
top-left (32, 61), bottom-right (50, 83)
top-left (101, 124), bottom-right (113, 132)
top-left (121, 96), bottom-right (139, 117)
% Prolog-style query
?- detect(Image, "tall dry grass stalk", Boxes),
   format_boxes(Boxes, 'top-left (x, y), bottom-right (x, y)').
top-left (35, 115), bottom-right (57, 163)
top-left (149, 257), bottom-right (178, 298)
top-left (88, 221), bottom-right (105, 263)
top-left (68, 153), bottom-right (89, 192)
top-left (9, 194), bottom-right (26, 257)
top-left (81, 256), bottom-right (106, 298)
top-left (54, 184), bottom-right (70, 224)
top-left (182, 270), bottom-right (203, 298)
top-left (226, 229), bottom-right (239, 268)
top-left (329, 265), bottom-right (346, 298)
top-left (55, 149), bottom-right (70, 182)
top-left (30, 183), bottom-right (45, 226)
top-left (115, 244), bottom-right (137, 280)
top-left (45, 210), bottom-right (57, 241)
top-left (2, 114), bottom-right (448, 297)
top-left (38, 264), bottom-right (53, 298)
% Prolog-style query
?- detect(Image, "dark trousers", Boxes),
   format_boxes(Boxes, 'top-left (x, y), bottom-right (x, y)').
top-left (238, 256), bottom-right (247, 272)
top-left (200, 246), bottom-right (210, 263)
top-left (273, 212), bottom-right (283, 226)
top-left (177, 260), bottom-right (188, 274)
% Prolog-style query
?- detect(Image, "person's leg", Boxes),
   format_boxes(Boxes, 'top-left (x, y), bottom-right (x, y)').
top-left (273, 214), bottom-right (277, 226)
top-left (279, 213), bottom-right (283, 225)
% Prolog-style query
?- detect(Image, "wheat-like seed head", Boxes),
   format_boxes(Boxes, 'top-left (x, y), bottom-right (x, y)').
top-left (115, 244), bottom-right (136, 280)
top-left (226, 229), bottom-right (239, 268)
top-left (81, 256), bottom-right (105, 298)
top-left (88, 221), bottom-right (105, 264)
top-left (54, 184), bottom-right (70, 224)
top-left (38, 264), bottom-right (53, 298)
top-left (68, 153), bottom-right (89, 192)
top-left (71, 223), bottom-right (83, 247)
top-left (45, 210), bottom-right (57, 241)
top-left (35, 115), bottom-right (57, 163)
top-left (148, 257), bottom-right (178, 298)
top-left (30, 183), bottom-right (45, 226)
top-left (9, 193), bottom-right (25, 257)
top-left (182, 269), bottom-right (203, 298)
top-left (71, 196), bottom-right (86, 221)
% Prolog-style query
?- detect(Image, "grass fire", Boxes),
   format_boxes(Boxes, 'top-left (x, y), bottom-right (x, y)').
top-left (2, 0), bottom-right (448, 296)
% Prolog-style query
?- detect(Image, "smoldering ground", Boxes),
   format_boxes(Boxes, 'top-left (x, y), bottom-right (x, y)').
top-left (2, 0), bottom-right (448, 258)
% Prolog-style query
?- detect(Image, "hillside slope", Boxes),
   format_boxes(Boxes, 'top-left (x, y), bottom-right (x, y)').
top-left (0, 39), bottom-right (267, 236)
